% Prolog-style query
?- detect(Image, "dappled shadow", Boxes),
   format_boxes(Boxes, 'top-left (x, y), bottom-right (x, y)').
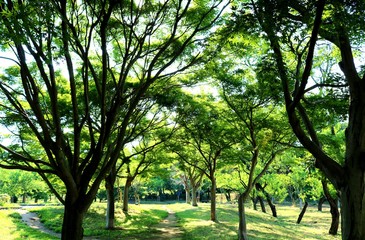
top-left (147, 208), bottom-right (184, 239)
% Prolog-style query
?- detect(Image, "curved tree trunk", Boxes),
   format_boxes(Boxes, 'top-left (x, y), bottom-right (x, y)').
top-left (257, 196), bottom-right (266, 213)
top-left (321, 180), bottom-right (339, 235)
top-left (265, 196), bottom-right (277, 218)
top-left (256, 183), bottom-right (277, 217)
top-left (297, 201), bottom-right (308, 224)
top-left (328, 198), bottom-right (339, 235)
top-left (123, 178), bottom-right (132, 213)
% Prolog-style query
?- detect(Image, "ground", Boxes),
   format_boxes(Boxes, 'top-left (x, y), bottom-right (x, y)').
top-left (17, 205), bottom-right (183, 240)
top-left (17, 208), bottom-right (60, 238)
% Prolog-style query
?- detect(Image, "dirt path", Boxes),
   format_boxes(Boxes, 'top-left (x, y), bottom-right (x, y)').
top-left (17, 206), bottom-right (184, 240)
top-left (16, 208), bottom-right (61, 238)
top-left (147, 207), bottom-right (184, 240)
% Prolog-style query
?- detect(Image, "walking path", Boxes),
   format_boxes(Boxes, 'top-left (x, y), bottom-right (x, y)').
top-left (16, 208), bottom-right (61, 238)
top-left (147, 207), bottom-right (184, 239)
top-left (16, 205), bottom-right (184, 240)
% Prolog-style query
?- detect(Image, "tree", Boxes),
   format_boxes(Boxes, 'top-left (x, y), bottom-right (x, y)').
top-left (121, 135), bottom-right (171, 213)
top-left (221, 84), bottom-right (291, 240)
top-left (0, 1), bottom-right (228, 239)
top-left (104, 102), bottom-right (173, 228)
top-left (172, 93), bottom-right (234, 221)
top-left (235, 1), bottom-right (363, 239)
top-left (202, 27), bottom-right (294, 238)
top-left (178, 162), bottom-right (204, 206)
top-left (169, 137), bottom-right (205, 206)
top-left (0, 169), bottom-right (48, 203)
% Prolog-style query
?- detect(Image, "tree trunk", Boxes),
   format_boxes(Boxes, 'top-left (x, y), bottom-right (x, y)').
top-left (288, 186), bottom-right (296, 206)
top-left (123, 178), bottom-right (132, 213)
top-left (257, 196), bottom-right (266, 213)
top-left (238, 194), bottom-right (249, 240)
top-left (105, 165), bottom-right (117, 229)
top-left (340, 182), bottom-right (365, 240)
top-left (134, 192), bottom-right (140, 205)
top-left (321, 180), bottom-right (339, 235)
top-left (339, 62), bottom-right (365, 239)
top-left (105, 176), bottom-right (115, 229)
top-left (256, 183), bottom-right (277, 217)
top-left (185, 188), bottom-right (191, 204)
top-left (266, 196), bottom-right (277, 218)
top-left (118, 187), bottom-right (123, 202)
top-left (191, 186), bottom-right (198, 207)
top-left (318, 197), bottom-right (326, 211)
top-left (328, 199), bottom-right (340, 235)
top-left (296, 201), bottom-right (308, 224)
top-left (61, 197), bottom-right (85, 240)
top-left (252, 197), bottom-right (258, 211)
top-left (210, 176), bottom-right (217, 222)
top-left (225, 191), bottom-right (231, 202)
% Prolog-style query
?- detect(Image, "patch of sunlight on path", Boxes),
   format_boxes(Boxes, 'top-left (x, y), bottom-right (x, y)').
top-left (147, 205), bottom-right (184, 240)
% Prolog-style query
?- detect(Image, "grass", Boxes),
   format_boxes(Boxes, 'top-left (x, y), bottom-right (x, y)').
top-left (0, 210), bottom-right (58, 240)
top-left (0, 202), bottom-right (342, 239)
top-left (170, 202), bottom-right (342, 240)
top-left (32, 203), bottom-right (168, 239)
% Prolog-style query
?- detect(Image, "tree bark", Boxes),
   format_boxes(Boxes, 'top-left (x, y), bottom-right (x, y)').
top-left (318, 196), bottom-right (326, 211)
top-left (225, 191), bottom-right (232, 202)
top-left (267, 198), bottom-right (277, 218)
top-left (61, 196), bottom-right (85, 240)
top-left (105, 176), bottom-right (115, 229)
top-left (256, 183), bottom-right (277, 217)
top-left (321, 180), bottom-right (339, 235)
top-left (296, 201), bottom-right (308, 224)
top-left (328, 199), bottom-right (339, 235)
top-left (210, 176), bottom-right (217, 221)
top-left (252, 197), bottom-right (258, 211)
top-left (185, 188), bottom-right (191, 204)
top-left (340, 177), bottom-right (365, 240)
top-left (191, 186), bottom-right (198, 206)
top-left (123, 177), bottom-right (132, 213)
top-left (257, 196), bottom-right (266, 213)
top-left (238, 194), bottom-right (249, 240)
top-left (105, 165), bottom-right (118, 229)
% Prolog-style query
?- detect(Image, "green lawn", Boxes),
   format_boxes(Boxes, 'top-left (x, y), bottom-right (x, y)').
top-left (0, 202), bottom-right (341, 239)
top-left (170, 203), bottom-right (341, 240)
top-left (0, 210), bottom-right (58, 240)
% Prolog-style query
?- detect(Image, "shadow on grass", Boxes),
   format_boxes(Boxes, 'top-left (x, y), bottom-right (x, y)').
top-left (83, 207), bottom-right (168, 239)
top-left (28, 204), bottom-right (169, 240)
top-left (175, 203), bottom-right (340, 240)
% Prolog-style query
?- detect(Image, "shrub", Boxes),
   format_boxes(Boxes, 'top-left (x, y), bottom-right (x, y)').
top-left (0, 194), bottom-right (10, 206)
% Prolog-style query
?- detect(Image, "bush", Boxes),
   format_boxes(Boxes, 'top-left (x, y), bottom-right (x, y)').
top-left (0, 194), bottom-right (10, 206)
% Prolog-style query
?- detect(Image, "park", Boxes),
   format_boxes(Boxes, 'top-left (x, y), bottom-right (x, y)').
top-left (0, 0), bottom-right (363, 239)
top-left (0, 199), bottom-right (342, 239)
